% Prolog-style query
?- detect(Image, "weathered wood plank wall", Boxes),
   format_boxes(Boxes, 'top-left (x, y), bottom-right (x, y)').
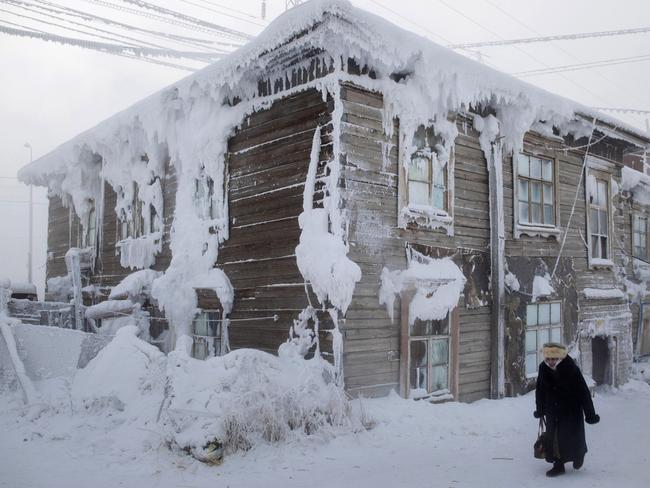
top-left (219, 88), bottom-right (334, 356)
top-left (339, 83), bottom-right (492, 401)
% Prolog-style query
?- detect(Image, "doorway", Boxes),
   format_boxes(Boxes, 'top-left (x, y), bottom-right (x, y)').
top-left (592, 336), bottom-right (610, 385)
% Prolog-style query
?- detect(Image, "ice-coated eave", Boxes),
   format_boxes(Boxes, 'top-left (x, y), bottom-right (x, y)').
top-left (17, 0), bottom-right (650, 186)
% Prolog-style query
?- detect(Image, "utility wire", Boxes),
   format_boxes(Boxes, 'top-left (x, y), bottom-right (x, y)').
top-left (177, 0), bottom-right (265, 27)
top-left (480, 0), bottom-right (639, 125)
top-left (436, 0), bottom-right (616, 107)
top-left (80, 0), bottom-right (248, 41)
top-left (449, 25), bottom-right (650, 49)
top-left (592, 107), bottom-right (650, 115)
top-left (120, 0), bottom-right (253, 40)
top-left (27, 0), bottom-right (236, 50)
top-left (0, 24), bottom-right (201, 70)
top-left (513, 53), bottom-right (650, 77)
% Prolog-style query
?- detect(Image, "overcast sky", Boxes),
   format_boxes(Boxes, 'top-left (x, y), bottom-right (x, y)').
top-left (1, 0), bottom-right (649, 296)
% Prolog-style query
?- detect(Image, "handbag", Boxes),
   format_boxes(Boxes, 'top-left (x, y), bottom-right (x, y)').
top-left (533, 417), bottom-right (547, 459)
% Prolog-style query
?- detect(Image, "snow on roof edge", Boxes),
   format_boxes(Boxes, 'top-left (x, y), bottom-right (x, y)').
top-left (18, 0), bottom-right (650, 185)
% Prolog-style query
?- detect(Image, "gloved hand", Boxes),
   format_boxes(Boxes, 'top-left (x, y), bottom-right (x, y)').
top-left (585, 414), bottom-right (600, 424)
top-left (533, 411), bottom-right (542, 419)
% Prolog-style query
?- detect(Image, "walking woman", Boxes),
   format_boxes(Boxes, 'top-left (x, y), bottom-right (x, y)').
top-left (534, 342), bottom-right (600, 477)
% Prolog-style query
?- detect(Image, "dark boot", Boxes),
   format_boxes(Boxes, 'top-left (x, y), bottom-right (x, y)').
top-left (546, 462), bottom-right (566, 477)
top-left (573, 456), bottom-right (584, 470)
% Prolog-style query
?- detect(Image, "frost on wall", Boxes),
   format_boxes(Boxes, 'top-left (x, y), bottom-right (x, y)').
top-left (18, 0), bottom-right (646, 348)
top-left (379, 250), bottom-right (466, 325)
top-left (294, 121), bottom-right (361, 378)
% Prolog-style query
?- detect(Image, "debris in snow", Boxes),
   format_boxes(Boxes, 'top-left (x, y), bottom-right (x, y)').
top-left (583, 287), bottom-right (625, 300)
top-left (0, 314), bottom-right (38, 404)
top-left (379, 251), bottom-right (466, 324)
top-left (162, 345), bottom-right (355, 457)
top-left (46, 275), bottom-right (73, 302)
top-left (71, 326), bottom-right (165, 416)
top-left (532, 273), bottom-right (554, 302)
top-left (109, 269), bottom-right (163, 300)
top-left (84, 300), bottom-right (139, 321)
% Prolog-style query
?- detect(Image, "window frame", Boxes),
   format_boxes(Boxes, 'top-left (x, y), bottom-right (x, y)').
top-left (585, 161), bottom-right (615, 268)
top-left (633, 213), bottom-right (648, 260)
top-left (524, 300), bottom-right (563, 378)
top-left (191, 309), bottom-right (224, 360)
top-left (513, 151), bottom-right (561, 239)
top-left (398, 126), bottom-right (455, 233)
top-left (407, 317), bottom-right (451, 397)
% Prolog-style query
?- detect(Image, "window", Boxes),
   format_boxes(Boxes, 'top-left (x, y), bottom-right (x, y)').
top-left (525, 301), bottom-right (562, 377)
top-left (192, 310), bottom-right (223, 360)
top-left (408, 316), bottom-right (449, 396)
top-left (195, 170), bottom-right (218, 220)
top-left (633, 214), bottom-right (647, 259)
top-left (406, 125), bottom-right (448, 212)
top-left (117, 181), bottom-right (161, 240)
top-left (517, 154), bottom-right (555, 226)
top-left (408, 149), bottom-right (447, 211)
top-left (588, 176), bottom-right (609, 260)
top-left (84, 205), bottom-right (97, 248)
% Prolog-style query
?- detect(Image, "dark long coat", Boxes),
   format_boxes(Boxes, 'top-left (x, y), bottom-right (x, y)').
top-left (535, 355), bottom-right (597, 463)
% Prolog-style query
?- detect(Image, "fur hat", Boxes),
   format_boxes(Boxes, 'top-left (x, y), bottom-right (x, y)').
top-left (542, 342), bottom-right (567, 359)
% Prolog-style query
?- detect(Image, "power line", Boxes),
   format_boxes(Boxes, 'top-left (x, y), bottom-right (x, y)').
top-left (177, 0), bottom-right (265, 27)
top-left (119, 0), bottom-right (253, 40)
top-left (592, 107), bottom-right (650, 115)
top-left (0, 24), bottom-right (201, 70)
top-left (79, 0), bottom-right (247, 41)
top-left (480, 0), bottom-right (637, 120)
top-left (448, 25), bottom-right (650, 49)
top-left (513, 53), bottom-right (650, 77)
top-left (436, 0), bottom-right (616, 107)
top-left (27, 0), bottom-right (236, 50)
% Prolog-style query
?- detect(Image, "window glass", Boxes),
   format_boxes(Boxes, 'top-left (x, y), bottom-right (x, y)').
top-left (550, 302), bottom-right (561, 323)
top-left (542, 159), bottom-right (553, 181)
top-left (530, 158), bottom-right (542, 179)
top-left (409, 340), bottom-right (428, 390)
top-left (526, 304), bottom-right (538, 326)
top-left (518, 154), bottom-right (530, 177)
top-left (526, 301), bottom-right (563, 376)
top-left (526, 353), bottom-right (538, 376)
top-left (519, 202), bottom-right (529, 222)
top-left (551, 327), bottom-right (561, 343)
top-left (544, 205), bottom-right (554, 225)
top-left (525, 330), bottom-right (537, 354)
top-left (518, 180), bottom-right (528, 202)
top-left (538, 303), bottom-right (550, 325)
top-left (409, 181), bottom-right (430, 206)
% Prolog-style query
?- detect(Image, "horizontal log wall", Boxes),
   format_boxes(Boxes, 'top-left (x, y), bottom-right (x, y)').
top-left (219, 88), bottom-right (334, 356)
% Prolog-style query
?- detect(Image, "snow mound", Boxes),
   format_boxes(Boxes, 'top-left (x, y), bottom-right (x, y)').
top-left (162, 348), bottom-right (355, 456)
top-left (71, 326), bottom-right (166, 416)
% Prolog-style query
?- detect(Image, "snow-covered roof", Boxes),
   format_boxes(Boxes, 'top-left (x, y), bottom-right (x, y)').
top-left (18, 0), bottom-right (649, 185)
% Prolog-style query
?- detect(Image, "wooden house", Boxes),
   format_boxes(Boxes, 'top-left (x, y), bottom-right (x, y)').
top-left (18, 0), bottom-right (649, 402)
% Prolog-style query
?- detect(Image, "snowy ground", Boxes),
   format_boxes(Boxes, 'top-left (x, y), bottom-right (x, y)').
top-left (2, 377), bottom-right (650, 488)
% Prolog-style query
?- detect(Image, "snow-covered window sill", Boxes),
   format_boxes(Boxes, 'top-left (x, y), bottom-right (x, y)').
top-left (582, 288), bottom-right (625, 300)
top-left (589, 258), bottom-right (614, 270)
top-left (399, 205), bottom-right (454, 235)
top-left (514, 223), bottom-right (560, 240)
